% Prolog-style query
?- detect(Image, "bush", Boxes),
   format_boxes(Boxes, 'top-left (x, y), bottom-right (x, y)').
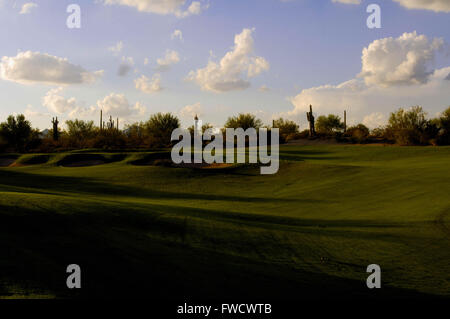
top-left (316, 114), bottom-right (345, 135)
top-left (386, 106), bottom-right (433, 145)
top-left (436, 106), bottom-right (450, 145)
top-left (346, 124), bottom-right (370, 143)
top-left (145, 113), bottom-right (180, 148)
top-left (272, 118), bottom-right (299, 143)
top-left (65, 120), bottom-right (97, 148)
top-left (224, 113), bottom-right (263, 130)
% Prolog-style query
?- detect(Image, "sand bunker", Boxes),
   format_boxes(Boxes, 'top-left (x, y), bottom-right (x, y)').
top-left (0, 157), bottom-right (16, 167)
top-left (58, 154), bottom-right (106, 167)
top-left (58, 154), bottom-right (126, 167)
top-left (130, 152), bottom-right (172, 166)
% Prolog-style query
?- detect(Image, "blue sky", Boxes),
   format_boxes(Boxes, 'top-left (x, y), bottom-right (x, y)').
top-left (0, 0), bottom-right (449, 130)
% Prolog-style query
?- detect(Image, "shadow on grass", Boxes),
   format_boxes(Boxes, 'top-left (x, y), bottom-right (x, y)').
top-left (0, 204), bottom-right (438, 300)
top-left (0, 169), bottom-right (322, 204)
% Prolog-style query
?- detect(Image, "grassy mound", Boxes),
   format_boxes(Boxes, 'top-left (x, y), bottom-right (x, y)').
top-left (57, 153), bottom-right (126, 167)
top-left (0, 145), bottom-right (449, 299)
top-left (0, 155), bottom-right (19, 167)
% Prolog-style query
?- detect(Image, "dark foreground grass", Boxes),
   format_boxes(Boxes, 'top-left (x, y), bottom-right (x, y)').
top-left (0, 145), bottom-right (449, 299)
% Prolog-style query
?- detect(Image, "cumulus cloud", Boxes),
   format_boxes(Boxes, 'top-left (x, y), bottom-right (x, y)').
top-left (180, 102), bottom-right (203, 118)
top-left (108, 41), bottom-right (124, 55)
top-left (118, 56), bottom-right (134, 76)
top-left (101, 0), bottom-right (207, 17)
top-left (42, 87), bottom-right (79, 114)
top-left (19, 2), bottom-right (37, 14)
top-left (393, 0), bottom-right (450, 13)
top-left (286, 67), bottom-right (450, 127)
top-left (96, 93), bottom-right (146, 117)
top-left (42, 87), bottom-right (145, 119)
top-left (360, 32), bottom-right (444, 87)
top-left (24, 104), bottom-right (47, 118)
top-left (285, 32), bottom-right (450, 127)
top-left (187, 28), bottom-right (270, 93)
top-left (0, 51), bottom-right (103, 85)
top-left (171, 29), bottom-right (183, 41)
top-left (134, 74), bottom-right (163, 93)
top-left (362, 112), bottom-right (387, 129)
top-left (156, 50), bottom-right (180, 71)
top-left (332, 0), bottom-right (361, 5)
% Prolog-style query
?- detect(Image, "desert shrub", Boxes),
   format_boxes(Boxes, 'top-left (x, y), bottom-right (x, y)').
top-left (90, 129), bottom-right (126, 149)
top-left (224, 113), bottom-right (263, 130)
top-left (65, 120), bottom-right (97, 148)
top-left (272, 118), bottom-right (299, 143)
top-left (386, 106), bottom-right (435, 145)
top-left (436, 106), bottom-right (450, 145)
top-left (145, 113), bottom-right (180, 148)
top-left (346, 124), bottom-right (370, 143)
top-left (297, 129), bottom-right (310, 139)
top-left (316, 114), bottom-right (345, 135)
top-left (124, 122), bottom-right (147, 148)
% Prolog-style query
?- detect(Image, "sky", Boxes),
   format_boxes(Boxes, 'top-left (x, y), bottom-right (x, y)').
top-left (0, 0), bottom-right (449, 130)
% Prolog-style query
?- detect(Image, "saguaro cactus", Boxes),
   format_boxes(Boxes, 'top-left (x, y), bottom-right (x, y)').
top-left (306, 105), bottom-right (316, 137)
top-left (344, 110), bottom-right (347, 133)
top-left (52, 117), bottom-right (59, 141)
top-left (107, 116), bottom-right (115, 130)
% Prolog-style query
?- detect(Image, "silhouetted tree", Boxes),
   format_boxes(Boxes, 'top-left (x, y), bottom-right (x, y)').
top-left (224, 113), bottom-right (263, 130)
top-left (145, 113), bottom-right (180, 148)
top-left (0, 114), bottom-right (35, 152)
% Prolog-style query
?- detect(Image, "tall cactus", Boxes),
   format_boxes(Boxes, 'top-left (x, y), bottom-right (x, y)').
top-left (306, 105), bottom-right (316, 137)
top-left (52, 117), bottom-right (59, 141)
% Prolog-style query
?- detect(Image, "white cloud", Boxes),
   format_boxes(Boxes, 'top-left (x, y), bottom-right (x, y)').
top-left (134, 74), bottom-right (163, 93)
top-left (42, 88), bottom-right (146, 119)
top-left (180, 102), bottom-right (203, 118)
top-left (108, 41), bottom-right (124, 55)
top-left (171, 29), bottom-right (183, 41)
top-left (362, 112), bottom-right (387, 129)
top-left (286, 67), bottom-right (450, 126)
top-left (96, 93), bottom-right (146, 117)
top-left (360, 32), bottom-right (444, 87)
top-left (156, 50), bottom-right (180, 71)
top-left (285, 32), bottom-right (450, 126)
top-left (101, 0), bottom-right (207, 17)
top-left (24, 104), bottom-right (46, 118)
top-left (331, 0), bottom-right (361, 5)
top-left (42, 87), bottom-right (79, 114)
top-left (19, 2), bottom-right (37, 14)
top-left (118, 56), bottom-right (135, 76)
top-left (187, 28), bottom-right (270, 93)
top-left (393, 0), bottom-right (450, 13)
top-left (0, 51), bottom-right (103, 85)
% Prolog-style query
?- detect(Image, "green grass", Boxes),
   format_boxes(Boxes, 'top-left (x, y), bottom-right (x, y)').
top-left (0, 145), bottom-right (449, 299)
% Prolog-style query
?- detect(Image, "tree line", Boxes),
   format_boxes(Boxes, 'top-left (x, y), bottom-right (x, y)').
top-left (0, 106), bottom-right (449, 153)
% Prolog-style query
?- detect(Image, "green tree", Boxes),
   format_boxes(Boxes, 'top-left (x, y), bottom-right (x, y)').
top-left (316, 114), bottom-right (345, 134)
top-left (145, 113), bottom-right (180, 148)
top-left (224, 113), bottom-right (263, 130)
top-left (0, 114), bottom-right (34, 151)
top-left (346, 124), bottom-right (370, 143)
top-left (65, 120), bottom-right (96, 147)
top-left (386, 106), bottom-right (428, 145)
top-left (437, 106), bottom-right (450, 145)
top-left (272, 118), bottom-right (299, 135)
